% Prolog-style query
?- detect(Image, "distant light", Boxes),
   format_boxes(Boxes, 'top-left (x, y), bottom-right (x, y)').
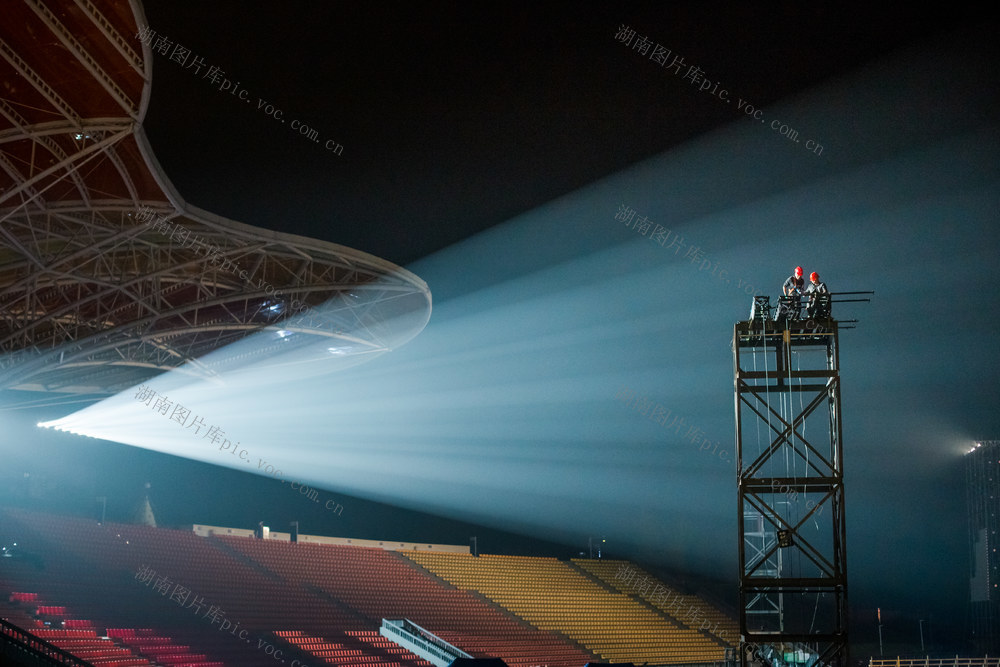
top-left (276, 330), bottom-right (292, 339)
top-left (327, 347), bottom-right (347, 355)
top-left (267, 303), bottom-right (282, 312)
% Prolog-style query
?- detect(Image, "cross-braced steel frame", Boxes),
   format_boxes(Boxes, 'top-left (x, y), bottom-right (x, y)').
top-left (0, 205), bottom-right (433, 394)
top-left (0, 0), bottom-right (432, 397)
top-left (733, 315), bottom-right (848, 667)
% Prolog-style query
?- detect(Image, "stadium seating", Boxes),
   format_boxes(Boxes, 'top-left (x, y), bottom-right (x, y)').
top-left (276, 629), bottom-right (433, 667)
top-left (572, 558), bottom-right (738, 642)
top-left (218, 535), bottom-right (595, 667)
top-left (1, 507), bottom-right (738, 666)
top-left (405, 551), bottom-right (730, 664)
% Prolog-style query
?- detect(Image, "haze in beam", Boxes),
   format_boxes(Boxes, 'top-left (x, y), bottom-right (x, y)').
top-left (39, 25), bottom-right (999, 609)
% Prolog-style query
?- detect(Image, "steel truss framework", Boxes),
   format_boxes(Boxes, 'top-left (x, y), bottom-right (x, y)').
top-left (967, 440), bottom-right (1000, 654)
top-left (0, 0), bottom-right (431, 396)
top-left (733, 316), bottom-right (848, 667)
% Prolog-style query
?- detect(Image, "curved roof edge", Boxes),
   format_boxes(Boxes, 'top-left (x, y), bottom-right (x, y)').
top-left (131, 124), bottom-right (432, 303)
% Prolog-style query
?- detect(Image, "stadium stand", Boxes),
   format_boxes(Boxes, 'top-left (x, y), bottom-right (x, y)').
top-left (405, 552), bottom-right (731, 664)
top-left (572, 558), bottom-right (738, 643)
top-left (217, 535), bottom-right (596, 667)
top-left (1, 508), bottom-right (737, 666)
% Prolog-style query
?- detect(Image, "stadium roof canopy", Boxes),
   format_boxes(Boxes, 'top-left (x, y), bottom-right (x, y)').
top-left (0, 0), bottom-right (432, 397)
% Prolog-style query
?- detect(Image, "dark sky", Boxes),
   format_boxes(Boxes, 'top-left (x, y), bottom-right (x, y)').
top-left (137, 1), bottom-right (984, 265)
top-left (4, 1), bottom-right (999, 657)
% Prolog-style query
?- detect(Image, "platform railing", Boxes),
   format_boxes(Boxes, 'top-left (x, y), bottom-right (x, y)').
top-left (380, 618), bottom-right (472, 667)
top-left (0, 618), bottom-right (95, 666)
top-left (869, 657), bottom-right (1000, 667)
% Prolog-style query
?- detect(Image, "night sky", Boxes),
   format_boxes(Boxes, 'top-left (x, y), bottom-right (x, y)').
top-left (3, 1), bottom-right (999, 657)
top-left (134, 2), bottom-right (984, 265)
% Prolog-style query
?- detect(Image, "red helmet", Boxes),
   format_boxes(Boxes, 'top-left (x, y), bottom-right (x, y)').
top-left (794, 266), bottom-right (803, 276)
top-left (810, 272), bottom-right (819, 282)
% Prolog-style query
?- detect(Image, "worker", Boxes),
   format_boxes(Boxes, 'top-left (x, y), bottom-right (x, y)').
top-left (775, 266), bottom-right (804, 321)
top-left (805, 271), bottom-right (829, 318)
top-left (783, 266), bottom-right (804, 297)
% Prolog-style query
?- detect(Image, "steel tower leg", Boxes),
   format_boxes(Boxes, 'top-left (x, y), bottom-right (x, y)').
top-left (734, 315), bottom-right (848, 667)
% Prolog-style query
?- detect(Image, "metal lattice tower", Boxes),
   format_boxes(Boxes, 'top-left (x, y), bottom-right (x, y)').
top-left (733, 301), bottom-right (848, 667)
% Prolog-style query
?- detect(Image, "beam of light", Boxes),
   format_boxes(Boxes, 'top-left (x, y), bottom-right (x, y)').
top-left (35, 23), bottom-right (1000, 594)
top-left (0, 393), bottom-right (101, 412)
